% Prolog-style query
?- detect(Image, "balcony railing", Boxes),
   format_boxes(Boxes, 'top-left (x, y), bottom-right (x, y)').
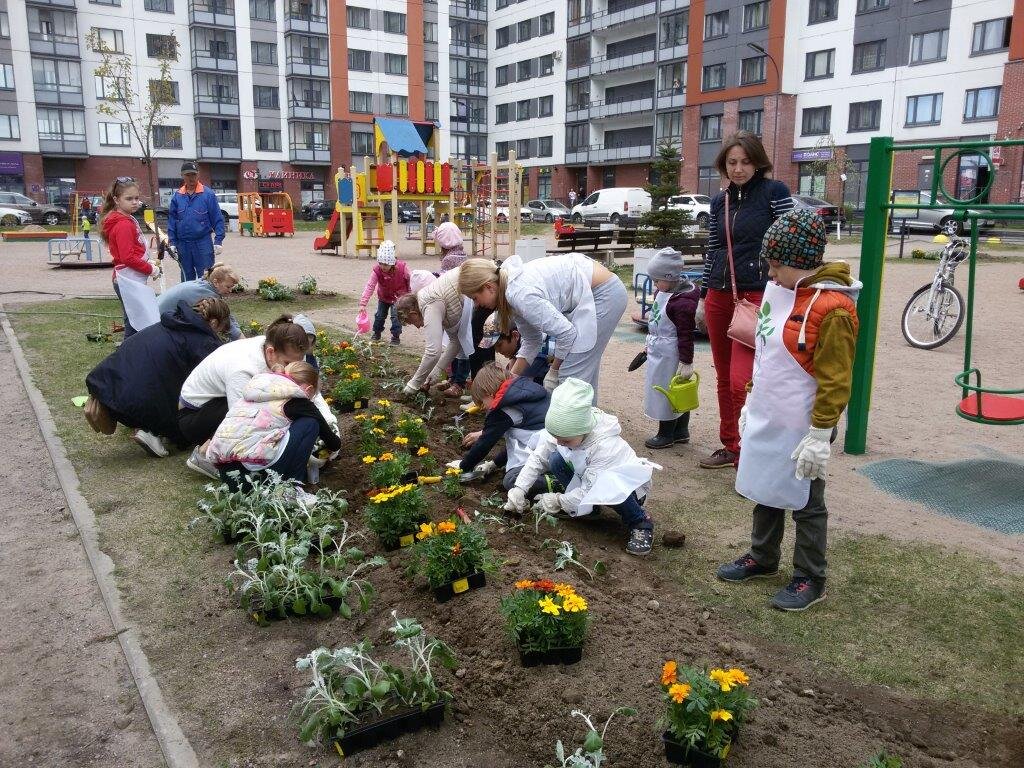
top-left (449, 77), bottom-right (486, 97)
top-left (28, 32), bottom-right (80, 58)
top-left (656, 88), bottom-right (685, 110)
top-left (197, 140), bottom-right (242, 160)
top-left (287, 99), bottom-right (330, 120)
top-left (661, 0), bottom-right (687, 11)
top-left (565, 143), bottom-right (653, 163)
top-left (33, 82), bottom-right (85, 107)
top-left (595, 1), bottom-right (656, 32)
top-left (658, 42), bottom-right (687, 62)
top-left (191, 48), bottom-right (238, 72)
top-left (566, 101), bottom-right (591, 122)
top-left (26, 0), bottom-right (77, 7)
top-left (289, 141), bottom-right (331, 164)
top-left (194, 93), bottom-right (240, 116)
top-left (38, 133), bottom-right (89, 156)
top-left (450, 39), bottom-right (487, 58)
top-left (284, 4), bottom-right (328, 35)
top-left (595, 48), bottom-right (656, 74)
top-left (589, 95), bottom-right (654, 119)
top-left (189, 0), bottom-right (235, 27)
top-left (285, 54), bottom-right (328, 78)
top-left (449, 0), bottom-right (486, 20)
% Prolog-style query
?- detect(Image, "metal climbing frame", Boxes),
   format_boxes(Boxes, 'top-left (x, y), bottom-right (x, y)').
top-left (846, 136), bottom-right (1024, 454)
top-left (470, 151), bottom-right (523, 261)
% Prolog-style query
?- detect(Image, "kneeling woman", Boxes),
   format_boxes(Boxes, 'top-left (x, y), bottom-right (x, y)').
top-left (458, 254), bottom-right (627, 402)
top-left (84, 297), bottom-right (230, 456)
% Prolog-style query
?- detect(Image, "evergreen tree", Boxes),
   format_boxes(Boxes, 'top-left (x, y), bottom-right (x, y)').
top-left (637, 140), bottom-right (693, 248)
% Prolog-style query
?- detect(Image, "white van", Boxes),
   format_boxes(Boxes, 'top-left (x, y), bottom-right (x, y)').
top-left (570, 187), bottom-right (651, 226)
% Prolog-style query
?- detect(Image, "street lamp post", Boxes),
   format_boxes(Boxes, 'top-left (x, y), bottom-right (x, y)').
top-left (747, 42), bottom-right (780, 171)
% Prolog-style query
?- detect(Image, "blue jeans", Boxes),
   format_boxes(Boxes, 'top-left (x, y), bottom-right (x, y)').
top-left (451, 358), bottom-right (470, 386)
top-left (549, 453), bottom-right (652, 530)
top-left (218, 417), bottom-right (319, 489)
top-left (373, 301), bottom-right (401, 338)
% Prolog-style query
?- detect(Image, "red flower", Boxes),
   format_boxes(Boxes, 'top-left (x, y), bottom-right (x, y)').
top-left (532, 579), bottom-right (557, 592)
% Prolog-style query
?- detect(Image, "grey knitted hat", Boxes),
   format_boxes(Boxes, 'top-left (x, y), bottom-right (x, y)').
top-left (647, 247), bottom-right (684, 282)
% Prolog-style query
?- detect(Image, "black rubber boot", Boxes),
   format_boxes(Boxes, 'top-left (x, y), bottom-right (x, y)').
top-left (644, 420), bottom-right (677, 449)
top-left (674, 412), bottom-right (691, 444)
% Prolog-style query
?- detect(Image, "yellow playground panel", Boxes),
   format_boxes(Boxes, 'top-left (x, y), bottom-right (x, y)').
top-left (237, 192), bottom-right (295, 237)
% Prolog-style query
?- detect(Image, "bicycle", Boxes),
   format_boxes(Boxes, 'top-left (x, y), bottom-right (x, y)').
top-left (900, 222), bottom-right (968, 349)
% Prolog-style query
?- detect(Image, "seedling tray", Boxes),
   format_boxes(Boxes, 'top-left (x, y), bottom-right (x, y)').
top-left (432, 571), bottom-right (486, 603)
top-left (662, 731), bottom-right (729, 767)
top-left (334, 399), bottom-right (367, 413)
top-left (332, 700), bottom-right (448, 758)
top-left (518, 645), bottom-right (583, 667)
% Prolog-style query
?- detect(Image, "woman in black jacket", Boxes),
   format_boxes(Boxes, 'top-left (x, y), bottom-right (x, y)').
top-left (84, 297), bottom-right (230, 457)
top-left (698, 132), bottom-right (793, 469)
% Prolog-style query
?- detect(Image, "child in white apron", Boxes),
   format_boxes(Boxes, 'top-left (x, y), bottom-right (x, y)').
top-left (716, 210), bottom-right (860, 612)
top-left (640, 248), bottom-right (700, 449)
top-left (504, 377), bottom-right (660, 556)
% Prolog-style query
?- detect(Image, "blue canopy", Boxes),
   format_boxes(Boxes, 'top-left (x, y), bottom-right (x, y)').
top-left (374, 118), bottom-right (429, 157)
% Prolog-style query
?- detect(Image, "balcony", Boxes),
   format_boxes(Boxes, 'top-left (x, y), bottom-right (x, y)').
top-left (287, 99), bottom-right (330, 120)
top-left (196, 140), bottom-right (242, 160)
top-left (661, 0), bottom-right (688, 10)
top-left (450, 40), bottom-right (487, 59)
top-left (284, 4), bottom-right (328, 35)
top-left (38, 133), bottom-right (88, 156)
top-left (450, 77), bottom-right (487, 97)
top-left (449, 0), bottom-right (486, 21)
top-left (594, 1), bottom-right (656, 32)
top-left (657, 89), bottom-right (685, 111)
top-left (194, 92), bottom-right (240, 116)
top-left (593, 48), bottom-right (656, 75)
top-left (589, 95), bottom-right (654, 120)
top-left (189, 0), bottom-right (235, 27)
top-left (567, 15), bottom-right (592, 35)
top-left (196, 117), bottom-right (241, 160)
top-left (33, 81), bottom-right (85, 107)
top-left (566, 101), bottom-right (591, 122)
top-left (564, 143), bottom-right (653, 163)
top-left (28, 32), bottom-right (80, 58)
top-left (658, 43), bottom-right (687, 62)
top-left (285, 54), bottom-right (328, 78)
top-left (192, 48), bottom-right (238, 72)
top-left (289, 141), bottom-right (331, 164)
top-left (26, 0), bottom-right (77, 7)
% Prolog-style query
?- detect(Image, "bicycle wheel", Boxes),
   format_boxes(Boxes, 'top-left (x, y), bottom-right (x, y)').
top-left (901, 283), bottom-right (965, 349)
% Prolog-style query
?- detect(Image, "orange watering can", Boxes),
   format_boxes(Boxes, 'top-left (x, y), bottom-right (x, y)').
top-left (652, 372), bottom-right (700, 413)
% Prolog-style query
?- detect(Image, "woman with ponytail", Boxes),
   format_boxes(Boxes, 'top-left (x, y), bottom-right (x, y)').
top-left (157, 262), bottom-right (243, 339)
top-left (458, 253), bottom-right (627, 403)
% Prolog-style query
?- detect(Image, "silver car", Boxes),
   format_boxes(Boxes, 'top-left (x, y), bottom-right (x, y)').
top-left (525, 199), bottom-right (571, 223)
top-left (900, 191), bottom-right (994, 235)
top-left (0, 207), bottom-right (33, 227)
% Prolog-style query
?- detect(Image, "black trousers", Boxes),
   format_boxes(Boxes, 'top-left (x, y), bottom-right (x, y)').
top-left (177, 398), bottom-right (229, 446)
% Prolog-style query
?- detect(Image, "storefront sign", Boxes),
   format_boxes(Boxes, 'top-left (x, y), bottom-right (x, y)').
top-left (791, 148), bottom-right (833, 163)
top-left (890, 190), bottom-right (920, 221)
top-left (0, 152), bottom-right (23, 174)
top-left (258, 178), bottom-right (285, 193)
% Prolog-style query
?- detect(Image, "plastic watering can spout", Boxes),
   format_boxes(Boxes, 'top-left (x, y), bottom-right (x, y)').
top-left (652, 372), bottom-right (700, 413)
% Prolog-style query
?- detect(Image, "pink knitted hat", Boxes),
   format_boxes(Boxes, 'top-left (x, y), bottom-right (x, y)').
top-left (433, 221), bottom-right (464, 250)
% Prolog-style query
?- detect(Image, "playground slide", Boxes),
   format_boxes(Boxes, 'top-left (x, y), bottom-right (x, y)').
top-left (312, 210), bottom-right (340, 251)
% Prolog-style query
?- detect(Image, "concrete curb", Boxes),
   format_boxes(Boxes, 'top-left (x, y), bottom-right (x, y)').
top-left (1, 310), bottom-right (200, 768)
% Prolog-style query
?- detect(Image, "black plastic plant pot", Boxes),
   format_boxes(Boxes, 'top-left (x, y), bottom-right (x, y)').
top-left (334, 399), bottom-right (367, 413)
top-left (382, 519), bottom-right (429, 552)
top-left (432, 571), bottom-right (486, 603)
top-left (518, 645), bottom-right (584, 667)
top-left (662, 732), bottom-right (730, 767)
top-left (332, 700), bottom-right (448, 758)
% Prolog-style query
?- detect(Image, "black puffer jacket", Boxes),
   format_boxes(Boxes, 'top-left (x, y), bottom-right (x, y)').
top-left (701, 172), bottom-right (793, 297)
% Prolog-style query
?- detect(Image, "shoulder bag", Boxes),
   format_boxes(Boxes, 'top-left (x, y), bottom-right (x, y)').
top-left (723, 193), bottom-right (758, 349)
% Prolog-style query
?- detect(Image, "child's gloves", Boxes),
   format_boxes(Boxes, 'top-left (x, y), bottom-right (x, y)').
top-left (445, 459), bottom-right (463, 471)
top-left (677, 362), bottom-right (694, 380)
top-left (738, 404), bottom-right (749, 435)
top-left (504, 487), bottom-right (528, 514)
top-left (214, 244), bottom-right (223, 256)
top-left (791, 427), bottom-right (832, 480)
top-left (543, 367), bottom-right (560, 393)
top-left (402, 383), bottom-right (420, 397)
top-left (536, 493), bottom-right (563, 515)
top-left (474, 460), bottom-right (498, 477)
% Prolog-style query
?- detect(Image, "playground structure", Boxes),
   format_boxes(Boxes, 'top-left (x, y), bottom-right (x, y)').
top-left (314, 117), bottom-right (522, 261)
top-left (237, 192), bottom-right (295, 237)
top-left (846, 136), bottom-right (1024, 454)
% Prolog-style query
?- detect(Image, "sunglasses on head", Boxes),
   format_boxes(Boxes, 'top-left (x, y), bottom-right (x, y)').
top-left (116, 176), bottom-right (135, 184)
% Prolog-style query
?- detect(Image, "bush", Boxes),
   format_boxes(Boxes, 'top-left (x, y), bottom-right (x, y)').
top-left (257, 276), bottom-right (293, 301)
top-left (297, 275), bottom-right (318, 295)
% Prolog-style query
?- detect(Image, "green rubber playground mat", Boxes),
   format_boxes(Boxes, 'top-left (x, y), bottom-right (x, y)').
top-left (859, 451), bottom-right (1024, 534)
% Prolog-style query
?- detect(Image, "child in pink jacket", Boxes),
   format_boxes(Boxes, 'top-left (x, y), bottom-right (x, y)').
top-left (359, 240), bottom-right (411, 344)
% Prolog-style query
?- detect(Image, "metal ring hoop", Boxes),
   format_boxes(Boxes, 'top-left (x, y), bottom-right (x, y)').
top-left (937, 148), bottom-right (996, 206)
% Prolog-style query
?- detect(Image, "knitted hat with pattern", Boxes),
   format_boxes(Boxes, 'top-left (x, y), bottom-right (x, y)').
top-left (545, 377), bottom-right (597, 438)
top-left (377, 240), bottom-right (397, 266)
top-left (761, 209), bottom-right (827, 270)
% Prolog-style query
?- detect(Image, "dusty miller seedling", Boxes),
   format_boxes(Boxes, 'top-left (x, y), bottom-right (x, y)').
top-left (542, 540), bottom-right (607, 581)
top-left (546, 707), bottom-right (637, 768)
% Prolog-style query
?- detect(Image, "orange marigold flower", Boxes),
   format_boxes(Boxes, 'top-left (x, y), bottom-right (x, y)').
top-left (727, 668), bottom-right (750, 686)
top-left (436, 520), bottom-right (457, 534)
top-left (532, 579), bottom-right (557, 592)
top-left (661, 661), bottom-right (678, 686)
top-left (514, 579), bottom-right (535, 590)
top-left (669, 683), bottom-right (692, 704)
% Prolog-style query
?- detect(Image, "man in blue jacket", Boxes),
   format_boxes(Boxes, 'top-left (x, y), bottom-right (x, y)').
top-left (167, 161), bottom-right (225, 281)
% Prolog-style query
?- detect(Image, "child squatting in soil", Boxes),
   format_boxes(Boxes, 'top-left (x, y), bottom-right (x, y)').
top-left (206, 361), bottom-right (341, 492)
top-left (358, 240), bottom-right (411, 345)
top-left (444, 362), bottom-right (551, 488)
top-left (718, 209), bottom-right (861, 612)
top-left (638, 247), bottom-right (700, 450)
top-left (504, 377), bottom-right (660, 556)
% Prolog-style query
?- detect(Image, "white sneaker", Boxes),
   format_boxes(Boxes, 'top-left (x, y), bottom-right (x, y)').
top-left (134, 430), bottom-right (169, 458)
top-left (186, 447), bottom-right (219, 480)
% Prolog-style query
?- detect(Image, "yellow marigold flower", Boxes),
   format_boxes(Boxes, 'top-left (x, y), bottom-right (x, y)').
top-left (414, 417), bottom-right (424, 424)
top-left (727, 668), bottom-right (750, 686)
top-left (514, 579), bottom-right (535, 590)
top-left (562, 594), bottom-right (588, 613)
top-left (372, 428), bottom-right (385, 436)
top-left (417, 446), bottom-right (430, 456)
top-left (323, 367), bottom-right (335, 375)
top-left (372, 414), bottom-right (386, 422)
top-left (436, 520), bottom-right (457, 534)
top-left (353, 414), bottom-right (367, 421)
top-left (415, 522), bottom-right (435, 540)
top-left (350, 372), bottom-right (362, 380)
top-left (445, 467), bottom-right (461, 476)
top-left (553, 583), bottom-right (576, 598)
top-left (324, 397), bottom-right (334, 405)
top-left (345, 364), bottom-right (358, 370)
top-left (709, 669), bottom-right (734, 693)
top-left (377, 399), bottom-right (391, 406)
top-left (669, 683), bottom-right (692, 704)
top-left (378, 452), bottom-right (395, 461)
top-left (538, 596), bottom-right (560, 616)
top-left (394, 436), bottom-right (409, 445)
top-left (661, 661), bottom-right (678, 686)
top-left (709, 709), bottom-right (733, 723)
top-left (361, 455), bottom-right (376, 464)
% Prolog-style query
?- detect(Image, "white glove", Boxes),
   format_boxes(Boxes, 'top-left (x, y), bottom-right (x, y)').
top-left (677, 362), bottom-right (694, 381)
top-left (695, 299), bottom-right (707, 335)
top-left (214, 244), bottom-right (223, 256)
top-left (738, 404), bottom-right (749, 436)
top-left (402, 384), bottom-right (419, 396)
top-left (536, 493), bottom-right (563, 515)
top-left (543, 367), bottom-right (559, 393)
top-left (445, 459), bottom-right (463, 471)
top-left (474, 460), bottom-right (498, 477)
top-left (790, 426), bottom-right (832, 481)
top-left (504, 487), bottom-right (528, 514)
top-left (328, 449), bottom-right (341, 462)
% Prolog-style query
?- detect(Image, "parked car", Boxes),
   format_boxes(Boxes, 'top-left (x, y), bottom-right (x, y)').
top-left (525, 199), bottom-right (571, 223)
top-left (0, 207), bottom-right (33, 227)
top-left (0, 191), bottom-right (67, 225)
top-left (214, 191), bottom-right (239, 223)
top-left (381, 201), bottom-right (422, 223)
top-left (665, 194), bottom-right (712, 228)
top-left (302, 200), bottom-right (336, 221)
top-left (898, 191), bottom-right (994, 235)
top-left (477, 200), bottom-right (531, 223)
top-left (571, 187), bottom-right (651, 226)
top-left (789, 195), bottom-right (846, 228)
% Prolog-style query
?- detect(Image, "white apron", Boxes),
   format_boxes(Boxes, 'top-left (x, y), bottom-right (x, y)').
top-left (115, 266), bottom-right (160, 332)
top-left (455, 297), bottom-right (475, 361)
top-left (735, 280), bottom-right (815, 510)
top-left (556, 444), bottom-right (660, 516)
top-left (643, 290), bottom-right (679, 421)
top-left (505, 426), bottom-right (542, 472)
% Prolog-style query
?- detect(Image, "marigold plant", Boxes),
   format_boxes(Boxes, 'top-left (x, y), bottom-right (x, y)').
top-left (257, 276), bottom-right (293, 301)
top-left (331, 373), bottom-right (372, 407)
top-left (362, 482), bottom-right (426, 549)
top-left (396, 416), bottom-right (428, 447)
top-left (659, 662), bottom-right (757, 758)
top-left (501, 580), bottom-right (589, 653)
top-left (407, 519), bottom-right (496, 588)
top-left (368, 450), bottom-right (412, 490)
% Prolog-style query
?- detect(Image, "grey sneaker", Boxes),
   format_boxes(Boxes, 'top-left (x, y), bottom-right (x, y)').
top-left (186, 447), bottom-right (219, 480)
top-left (133, 429), bottom-right (169, 458)
top-left (717, 553), bottom-right (779, 583)
top-left (626, 527), bottom-right (653, 556)
top-left (771, 577), bottom-right (827, 612)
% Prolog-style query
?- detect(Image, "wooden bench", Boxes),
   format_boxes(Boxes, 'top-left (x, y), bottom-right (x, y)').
top-left (553, 228), bottom-right (616, 253)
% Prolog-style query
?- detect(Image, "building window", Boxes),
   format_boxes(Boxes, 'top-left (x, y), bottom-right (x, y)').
top-left (538, 169), bottom-right (551, 198)
top-left (144, 34), bottom-right (177, 60)
top-left (251, 41), bottom-right (277, 65)
top-left (253, 84), bottom-right (279, 109)
top-left (742, 1), bottom-right (769, 32)
top-left (383, 11), bottom-right (405, 34)
top-left (145, 0), bottom-right (173, 11)
top-left (347, 6), bottom-right (369, 29)
top-left (971, 18), bottom-right (1011, 55)
top-left (852, 40), bottom-right (885, 73)
top-left (516, 139), bottom-right (531, 159)
top-left (250, 0), bottom-right (273, 21)
top-left (425, 100), bottom-right (439, 121)
top-left (384, 94), bottom-right (407, 116)
top-left (99, 121), bottom-right (131, 146)
top-left (657, 111), bottom-right (682, 140)
top-left (857, 0), bottom-right (888, 12)
top-left (801, 106), bottom-right (831, 135)
top-left (495, 104), bottom-right (509, 124)
top-left (152, 125), bottom-right (181, 149)
top-left (385, 54), bottom-right (407, 76)
top-left (90, 0), bottom-right (121, 6)
top-left (849, 100), bottom-right (881, 132)
top-left (703, 10), bottom-right (728, 40)
top-left (909, 29), bottom-right (947, 64)
top-left (351, 131), bottom-right (373, 156)
top-left (91, 27), bottom-right (125, 53)
top-left (495, 141), bottom-right (510, 157)
top-left (701, 63), bottom-right (727, 92)
top-left (539, 12), bottom-right (554, 36)
top-left (425, 61), bottom-right (438, 83)
top-left (0, 64), bottom-right (13, 90)
top-left (424, 21), bottom-right (437, 42)
top-left (659, 62), bottom-right (685, 95)
top-left (566, 123), bottom-right (588, 151)
top-left (738, 109), bottom-right (763, 135)
top-left (516, 100), bottom-right (530, 121)
top-left (699, 114), bottom-right (722, 142)
top-left (963, 86), bottom-right (1000, 121)
top-left (34, 59), bottom-right (82, 94)
top-left (496, 66), bottom-right (509, 87)
top-left (536, 136), bottom-right (553, 158)
top-left (808, 0), bottom-right (837, 23)
top-left (540, 55), bottom-right (554, 76)
top-left (518, 19), bottom-right (533, 42)
top-left (255, 128), bottom-right (281, 151)
top-left (517, 60), bottom-right (533, 82)
top-left (0, 114), bottom-right (19, 140)
top-left (0, 12), bottom-right (8, 38)
top-left (349, 91), bottom-right (372, 113)
top-left (660, 11), bottom-right (688, 48)
top-left (805, 49), bottom-right (834, 80)
top-left (538, 95), bottom-right (553, 117)
top-left (698, 166), bottom-right (717, 197)
top-left (740, 56), bottom-right (766, 85)
top-left (496, 27), bottom-right (510, 48)
top-left (348, 49), bottom-right (370, 72)
top-left (94, 75), bottom-right (125, 100)
top-left (149, 80), bottom-right (179, 105)
top-left (798, 162), bottom-right (826, 197)
top-left (905, 93), bottom-right (942, 126)
top-left (38, 108), bottom-right (86, 141)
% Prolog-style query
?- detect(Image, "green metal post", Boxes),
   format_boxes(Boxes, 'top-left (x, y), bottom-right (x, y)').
top-left (845, 136), bottom-right (894, 455)
top-left (962, 219), bottom-right (979, 398)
